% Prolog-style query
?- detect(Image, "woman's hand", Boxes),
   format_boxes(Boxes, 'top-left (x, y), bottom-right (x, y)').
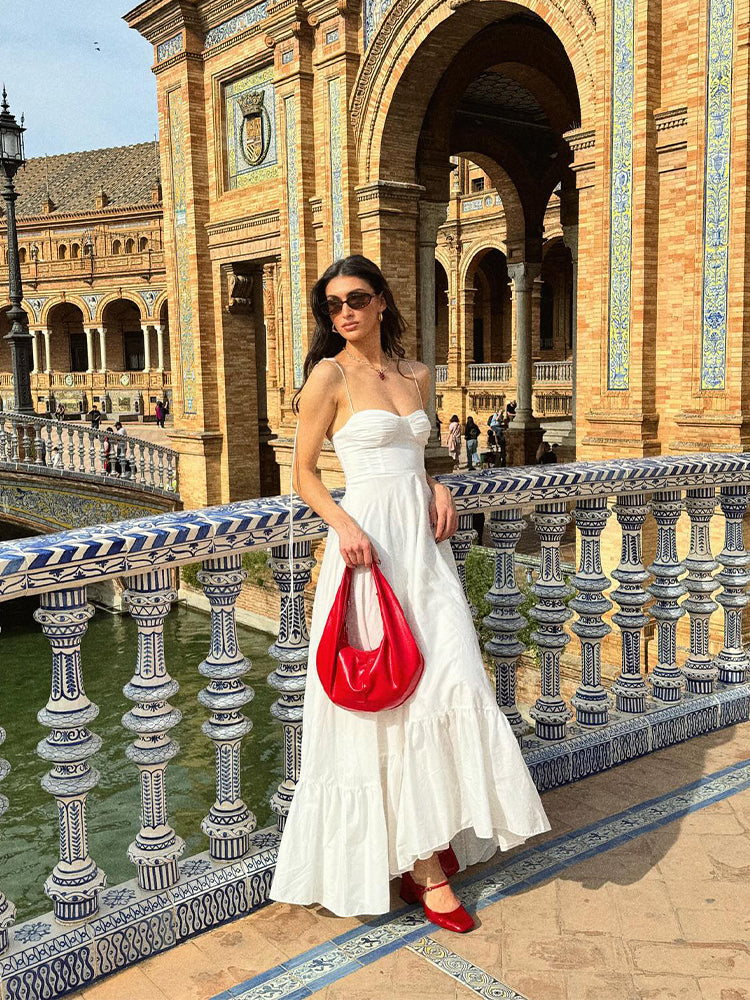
top-left (429, 482), bottom-right (458, 542)
top-left (337, 520), bottom-right (380, 568)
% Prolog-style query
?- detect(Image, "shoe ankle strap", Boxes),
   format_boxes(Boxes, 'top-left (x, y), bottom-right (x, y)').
top-left (422, 879), bottom-right (449, 893)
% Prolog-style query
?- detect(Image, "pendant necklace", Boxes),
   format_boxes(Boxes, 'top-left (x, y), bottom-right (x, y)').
top-left (345, 344), bottom-right (391, 380)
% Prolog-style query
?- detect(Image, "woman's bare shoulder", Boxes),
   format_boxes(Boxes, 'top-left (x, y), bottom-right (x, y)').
top-left (297, 357), bottom-right (343, 408)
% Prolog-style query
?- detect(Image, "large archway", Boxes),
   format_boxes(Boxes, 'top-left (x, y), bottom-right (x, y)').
top-left (355, 1), bottom-right (584, 462)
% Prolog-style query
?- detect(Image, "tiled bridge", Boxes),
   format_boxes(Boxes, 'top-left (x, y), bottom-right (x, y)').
top-left (0, 452), bottom-right (748, 999)
top-left (0, 411), bottom-right (179, 531)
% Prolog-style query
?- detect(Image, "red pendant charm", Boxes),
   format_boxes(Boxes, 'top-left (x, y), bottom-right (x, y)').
top-left (378, 370), bottom-right (385, 379)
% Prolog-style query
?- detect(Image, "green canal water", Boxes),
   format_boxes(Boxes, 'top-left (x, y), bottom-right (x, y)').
top-left (0, 598), bottom-right (285, 922)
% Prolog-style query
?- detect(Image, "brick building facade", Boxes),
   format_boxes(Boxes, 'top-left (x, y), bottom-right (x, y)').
top-left (67, 0), bottom-right (748, 508)
top-left (0, 143), bottom-right (172, 421)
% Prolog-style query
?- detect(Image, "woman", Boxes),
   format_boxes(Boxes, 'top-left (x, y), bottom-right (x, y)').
top-left (268, 255), bottom-right (550, 930)
top-left (446, 414), bottom-right (461, 469)
top-left (464, 415), bottom-right (480, 471)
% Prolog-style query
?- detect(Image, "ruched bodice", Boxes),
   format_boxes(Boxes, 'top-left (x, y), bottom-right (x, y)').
top-left (331, 407), bottom-right (432, 486)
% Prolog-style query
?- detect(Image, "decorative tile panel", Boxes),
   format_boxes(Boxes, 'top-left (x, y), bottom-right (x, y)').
top-left (607, 0), bottom-right (635, 390)
top-left (700, 0), bottom-right (734, 390)
top-left (26, 297), bottom-right (47, 322)
top-left (328, 77), bottom-right (345, 261)
top-left (137, 288), bottom-right (159, 315)
top-left (168, 89), bottom-right (198, 415)
top-left (364, 0), bottom-right (396, 47)
top-left (225, 67), bottom-right (279, 190)
top-left (157, 34), bottom-right (183, 63)
top-left (284, 96), bottom-right (303, 387)
top-left (204, 3), bottom-right (270, 49)
top-left (82, 294), bottom-right (102, 320)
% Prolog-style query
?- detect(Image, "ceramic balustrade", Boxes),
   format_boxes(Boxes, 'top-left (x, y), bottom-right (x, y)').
top-left (0, 410), bottom-right (178, 495)
top-left (0, 453), bottom-right (746, 994)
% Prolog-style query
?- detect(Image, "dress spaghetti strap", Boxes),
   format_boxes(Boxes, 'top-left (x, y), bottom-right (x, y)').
top-left (405, 361), bottom-right (423, 409)
top-left (320, 357), bottom-right (355, 415)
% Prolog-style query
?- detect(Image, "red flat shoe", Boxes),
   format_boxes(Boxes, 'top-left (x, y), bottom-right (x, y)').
top-left (399, 870), bottom-right (475, 933)
top-left (438, 845), bottom-right (459, 877)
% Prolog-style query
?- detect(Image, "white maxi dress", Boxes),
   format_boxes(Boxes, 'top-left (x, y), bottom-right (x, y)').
top-left (268, 358), bottom-right (550, 916)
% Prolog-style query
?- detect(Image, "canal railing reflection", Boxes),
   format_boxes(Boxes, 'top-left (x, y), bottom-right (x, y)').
top-left (0, 452), bottom-right (749, 998)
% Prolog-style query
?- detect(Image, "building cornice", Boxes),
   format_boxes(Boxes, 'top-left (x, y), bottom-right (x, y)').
top-left (2, 203), bottom-right (164, 230)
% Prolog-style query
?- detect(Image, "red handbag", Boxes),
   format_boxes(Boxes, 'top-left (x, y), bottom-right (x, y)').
top-left (316, 562), bottom-right (424, 712)
top-left (287, 419), bottom-right (424, 712)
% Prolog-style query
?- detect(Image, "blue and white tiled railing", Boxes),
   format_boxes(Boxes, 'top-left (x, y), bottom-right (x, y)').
top-left (0, 411), bottom-right (179, 496)
top-left (0, 452), bottom-right (749, 997)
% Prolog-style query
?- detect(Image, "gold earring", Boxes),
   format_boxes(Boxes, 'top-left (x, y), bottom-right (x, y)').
top-left (378, 312), bottom-right (383, 322)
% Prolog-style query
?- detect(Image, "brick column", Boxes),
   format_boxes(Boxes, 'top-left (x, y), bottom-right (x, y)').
top-left (356, 180), bottom-right (425, 359)
top-left (418, 200), bottom-right (448, 449)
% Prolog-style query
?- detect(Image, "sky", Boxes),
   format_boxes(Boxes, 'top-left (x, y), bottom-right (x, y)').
top-left (0, 0), bottom-right (158, 159)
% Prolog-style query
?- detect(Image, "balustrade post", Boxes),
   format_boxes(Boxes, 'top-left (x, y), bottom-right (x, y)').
top-left (267, 541), bottom-right (316, 831)
top-left (611, 493), bottom-right (651, 712)
top-left (0, 712), bottom-right (15, 950)
top-left (148, 445), bottom-right (156, 487)
top-left (483, 508), bottom-right (526, 736)
top-left (123, 570), bottom-right (184, 889)
top-left (128, 439), bottom-right (137, 481)
top-left (647, 491), bottom-right (686, 702)
top-left (88, 427), bottom-right (96, 473)
top-left (529, 501), bottom-right (573, 740)
top-left (570, 498), bottom-right (612, 727)
top-left (66, 425), bottom-right (74, 469)
top-left (683, 488), bottom-right (719, 693)
top-left (33, 423), bottom-right (43, 465)
top-left (77, 426), bottom-right (85, 471)
top-left (197, 555), bottom-right (256, 860)
top-left (714, 486), bottom-right (750, 684)
top-left (34, 587), bottom-right (107, 920)
top-left (450, 512), bottom-right (478, 613)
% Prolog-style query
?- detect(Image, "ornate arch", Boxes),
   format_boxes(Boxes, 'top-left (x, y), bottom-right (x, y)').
top-left (352, 0), bottom-right (596, 185)
top-left (459, 238), bottom-right (508, 287)
top-left (96, 292), bottom-right (146, 323)
top-left (40, 295), bottom-right (89, 326)
top-left (152, 290), bottom-right (170, 321)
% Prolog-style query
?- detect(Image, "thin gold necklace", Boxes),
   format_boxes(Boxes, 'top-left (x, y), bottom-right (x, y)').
top-left (344, 344), bottom-right (393, 380)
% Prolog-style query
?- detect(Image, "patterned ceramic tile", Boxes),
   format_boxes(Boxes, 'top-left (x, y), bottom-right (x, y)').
top-left (700, 0), bottom-right (734, 389)
top-left (284, 96), bottom-right (303, 387)
top-left (608, 0), bottom-right (635, 389)
top-left (204, 3), bottom-right (270, 49)
top-left (328, 77), bottom-right (344, 260)
top-left (157, 33), bottom-right (183, 62)
top-left (168, 89), bottom-right (197, 415)
top-left (408, 936), bottom-right (528, 998)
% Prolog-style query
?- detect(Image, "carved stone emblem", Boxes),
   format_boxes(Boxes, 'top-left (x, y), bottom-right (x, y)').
top-left (238, 89), bottom-right (271, 167)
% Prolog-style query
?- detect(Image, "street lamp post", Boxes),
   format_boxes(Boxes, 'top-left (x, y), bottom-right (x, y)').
top-left (0, 87), bottom-right (33, 414)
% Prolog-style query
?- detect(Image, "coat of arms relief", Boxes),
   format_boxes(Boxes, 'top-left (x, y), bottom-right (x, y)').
top-left (238, 89), bottom-right (271, 167)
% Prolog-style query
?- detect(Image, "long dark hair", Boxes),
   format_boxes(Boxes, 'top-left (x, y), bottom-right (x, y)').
top-left (291, 255), bottom-right (408, 415)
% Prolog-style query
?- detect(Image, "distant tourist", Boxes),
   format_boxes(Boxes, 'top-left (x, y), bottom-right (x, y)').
top-left (114, 421), bottom-right (128, 476)
top-left (88, 405), bottom-right (102, 430)
top-left (506, 399), bottom-right (517, 420)
top-left (155, 400), bottom-right (165, 428)
top-left (446, 413), bottom-right (461, 469)
top-left (50, 446), bottom-right (62, 469)
top-left (435, 412), bottom-right (442, 444)
top-left (55, 402), bottom-right (65, 421)
top-left (464, 415), bottom-right (481, 471)
top-left (537, 440), bottom-right (557, 464)
top-left (102, 432), bottom-right (113, 475)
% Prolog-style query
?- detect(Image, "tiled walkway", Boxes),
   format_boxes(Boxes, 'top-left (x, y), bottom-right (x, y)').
top-left (72, 722), bottom-right (750, 1000)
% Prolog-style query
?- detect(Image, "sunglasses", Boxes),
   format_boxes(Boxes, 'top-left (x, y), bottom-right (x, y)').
top-left (323, 291), bottom-right (375, 317)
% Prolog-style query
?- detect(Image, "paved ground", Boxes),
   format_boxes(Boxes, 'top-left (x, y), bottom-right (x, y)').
top-left (69, 720), bottom-right (750, 1000)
